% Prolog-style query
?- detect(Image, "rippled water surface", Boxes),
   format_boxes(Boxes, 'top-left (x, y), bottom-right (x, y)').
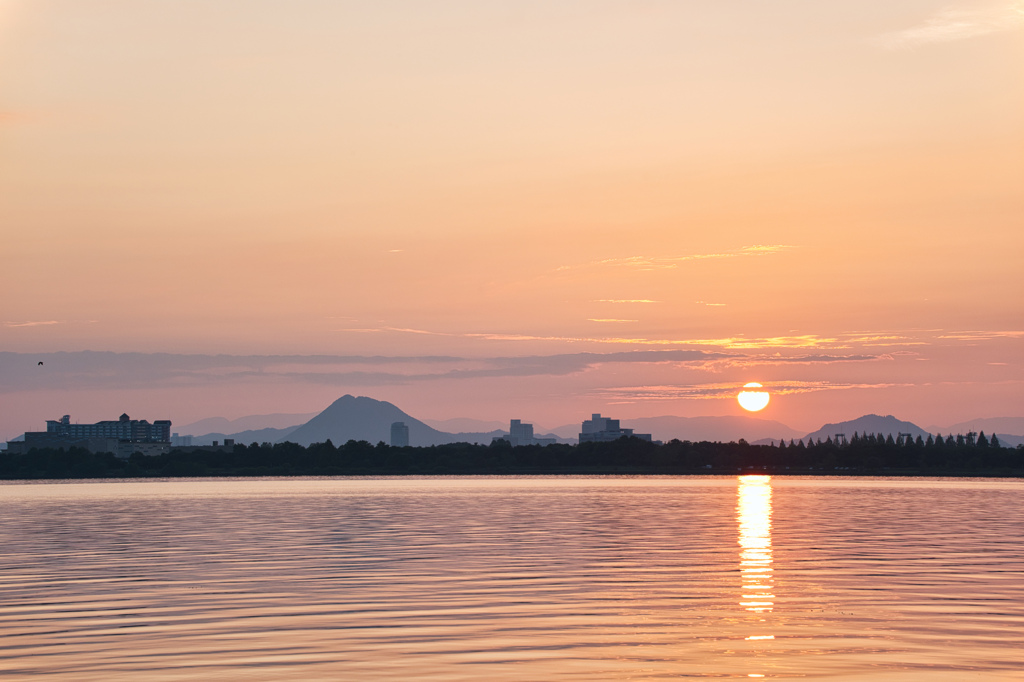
top-left (1, 476), bottom-right (1022, 680)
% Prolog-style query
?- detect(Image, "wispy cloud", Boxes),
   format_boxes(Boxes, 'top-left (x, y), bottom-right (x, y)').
top-left (878, 3), bottom-right (1024, 49)
top-left (587, 318), bottom-right (638, 323)
top-left (4, 320), bottom-right (61, 328)
top-left (592, 299), bottom-right (659, 304)
top-left (596, 380), bottom-right (913, 402)
top-left (338, 325), bottom-right (841, 350)
top-left (937, 330), bottom-right (1024, 341)
top-left (713, 353), bottom-right (882, 367)
top-left (556, 245), bottom-right (795, 272)
top-left (341, 326), bottom-right (1023, 354)
top-left (0, 349), bottom-right (733, 393)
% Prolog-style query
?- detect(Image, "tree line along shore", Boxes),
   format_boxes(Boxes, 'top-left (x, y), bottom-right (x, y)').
top-left (1, 432), bottom-right (1022, 480)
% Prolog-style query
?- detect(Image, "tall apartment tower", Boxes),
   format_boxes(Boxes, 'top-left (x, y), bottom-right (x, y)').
top-left (390, 421), bottom-right (410, 447)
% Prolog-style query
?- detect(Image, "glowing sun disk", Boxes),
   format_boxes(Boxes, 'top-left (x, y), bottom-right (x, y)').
top-left (737, 382), bottom-right (770, 412)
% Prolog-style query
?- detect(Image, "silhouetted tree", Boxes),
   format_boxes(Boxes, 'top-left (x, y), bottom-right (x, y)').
top-left (977, 432), bottom-right (989, 448)
top-left (990, 434), bottom-right (1001, 448)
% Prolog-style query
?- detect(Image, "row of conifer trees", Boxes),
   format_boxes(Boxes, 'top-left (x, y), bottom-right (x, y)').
top-left (776, 431), bottom-right (1003, 449)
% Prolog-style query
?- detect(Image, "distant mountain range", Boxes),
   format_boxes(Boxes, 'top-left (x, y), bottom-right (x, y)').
top-left (929, 417), bottom-right (1024, 439)
top-left (621, 415), bottom-right (803, 444)
top-left (183, 396), bottom-right (1024, 449)
top-left (537, 415), bottom-right (802, 443)
top-left (191, 396), bottom-right (567, 447)
top-left (422, 417), bottom-right (507, 433)
top-left (177, 412), bottom-right (318, 436)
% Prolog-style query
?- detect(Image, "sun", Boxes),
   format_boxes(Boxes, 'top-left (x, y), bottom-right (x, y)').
top-left (737, 382), bottom-right (770, 412)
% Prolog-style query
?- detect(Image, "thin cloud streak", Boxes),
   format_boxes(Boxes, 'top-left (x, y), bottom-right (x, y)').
top-left (337, 325), bottom-right (843, 350)
top-left (597, 381), bottom-right (914, 401)
top-left (937, 330), bottom-right (1024, 341)
top-left (335, 325), bottom-right (1024, 353)
top-left (556, 245), bottom-right (795, 272)
top-left (0, 349), bottom-right (732, 393)
top-left (0, 348), bottom-right (892, 394)
top-left (5, 320), bottom-right (61, 328)
top-left (878, 3), bottom-right (1024, 49)
top-left (705, 354), bottom-right (882, 369)
top-left (592, 299), bottom-right (660, 304)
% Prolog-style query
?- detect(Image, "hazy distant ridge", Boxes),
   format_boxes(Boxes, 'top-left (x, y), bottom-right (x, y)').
top-left (178, 412), bottom-right (318, 436)
top-left (184, 398), bottom-right (1023, 450)
top-left (928, 417), bottom-right (1024, 438)
top-left (621, 415), bottom-right (803, 444)
top-left (191, 426), bottom-right (299, 446)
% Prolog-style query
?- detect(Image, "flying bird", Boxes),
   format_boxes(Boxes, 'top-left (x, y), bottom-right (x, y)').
top-left (38, 361), bottom-right (43, 366)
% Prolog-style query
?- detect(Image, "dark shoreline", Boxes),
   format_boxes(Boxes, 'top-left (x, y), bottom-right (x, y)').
top-left (2, 437), bottom-right (1021, 481)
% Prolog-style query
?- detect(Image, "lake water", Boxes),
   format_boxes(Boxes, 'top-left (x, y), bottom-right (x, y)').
top-left (0, 476), bottom-right (1021, 680)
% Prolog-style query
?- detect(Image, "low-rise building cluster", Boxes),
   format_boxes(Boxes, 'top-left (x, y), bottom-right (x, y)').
top-left (491, 419), bottom-right (557, 447)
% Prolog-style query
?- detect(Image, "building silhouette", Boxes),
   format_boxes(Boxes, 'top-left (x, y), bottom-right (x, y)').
top-left (492, 419), bottom-right (556, 447)
top-left (7, 413), bottom-right (172, 456)
top-left (46, 413), bottom-right (171, 442)
top-left (171, 433), bottom-right (193, 447)
top-left (579, 413), bottom-right (652, 443)
top-left (390, 421), bottom-right (410, 447)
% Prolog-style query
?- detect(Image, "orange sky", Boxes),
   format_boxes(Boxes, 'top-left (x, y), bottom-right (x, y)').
top-left (1, 1), bottom-right (1022, 438)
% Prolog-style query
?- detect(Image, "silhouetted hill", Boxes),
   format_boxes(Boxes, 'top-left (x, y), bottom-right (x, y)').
top-left (802, 414), bottom-right (929, 443)
top-left (280, 395), bottom-right (507, 447)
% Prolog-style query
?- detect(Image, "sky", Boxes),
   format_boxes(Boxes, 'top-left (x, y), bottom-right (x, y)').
top-left (1, 0), bottom-right (1022, 439)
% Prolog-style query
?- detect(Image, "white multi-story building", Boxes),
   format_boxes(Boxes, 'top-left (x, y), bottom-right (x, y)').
top-left (579, 413), bottom-right (652, 443)
top-left (46, 413), bottom-right (172, 443)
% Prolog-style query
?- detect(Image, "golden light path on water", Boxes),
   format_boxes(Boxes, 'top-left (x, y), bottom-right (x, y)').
top-left (738, 473), bottom-right (775, 676)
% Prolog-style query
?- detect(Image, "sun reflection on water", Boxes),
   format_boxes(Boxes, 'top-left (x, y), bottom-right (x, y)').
top-left (738, 475), bottom-right (774, 614)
